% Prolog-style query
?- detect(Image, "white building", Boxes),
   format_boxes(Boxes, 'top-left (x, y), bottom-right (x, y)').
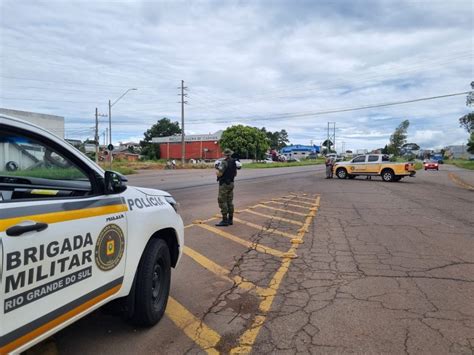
top-left (0, 108), bottom-right (65, 138)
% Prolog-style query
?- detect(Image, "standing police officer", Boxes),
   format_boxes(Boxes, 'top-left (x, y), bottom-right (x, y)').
top-left (215, 148), bottom-right (237, 227)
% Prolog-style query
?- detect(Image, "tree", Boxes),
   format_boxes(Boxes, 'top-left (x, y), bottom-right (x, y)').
top-left (459, 82), bottom-right (474, 133)
top-left (402, 143), bottom-right (420, 151)
top-left (467, 132), bottom-right (474, 154)
top-left (381, 145), bottom-right (389, 154)
top-left (261, 128), bottom-right (289, 150)
top-left (140, 118), bottom-right (181, 160)
top-left (221, 125), bottom-right (270, 160)
top-left (388, 120), bottom-right (410, 156)
top-left (321, 139), bottom-right (335, 154)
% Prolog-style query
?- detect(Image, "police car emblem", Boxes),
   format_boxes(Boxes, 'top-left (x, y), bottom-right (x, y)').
top-left (95, 224), bottom-right (125, 271)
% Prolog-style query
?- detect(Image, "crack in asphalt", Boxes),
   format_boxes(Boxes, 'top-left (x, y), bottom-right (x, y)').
top-left (181, 180), bottom-right (473, 354)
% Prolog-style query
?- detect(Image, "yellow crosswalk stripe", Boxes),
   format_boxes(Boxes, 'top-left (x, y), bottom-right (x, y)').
top-left (278, 197), bottom-right (315, 206)
top-left (232, 217), bottom-right (298, 239)
top-left (166, 297), bottom-right (220, 354)
top-left (197, 223), bottom-right (285, 258)
top-left (231, 195), bottom-right (320, 354)
top-left (183, 246), bottom-right (264, 293)
top-left (264, 200), bottom-right (310, 209)
top-left (287, 194), bottom-right (319, 202)
top-left (243, 209), bottom-right (304, 226)
top-left (254, 204), bottom-right (308, 217)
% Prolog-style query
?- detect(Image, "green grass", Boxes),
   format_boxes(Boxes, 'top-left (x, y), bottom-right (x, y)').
top-left (110, 166), bottom-right (137, 175)
top-left (243, 159), bottom-right (325, 169)
top-left (445, 159), bottom-right (474, 170)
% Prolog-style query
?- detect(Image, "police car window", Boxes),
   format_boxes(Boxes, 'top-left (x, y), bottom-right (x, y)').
top-left (368, 155), bottom-right (379, 162)
top-left (0, 132), bottom-right (92, 200)
top-left (353, 156), bottom-right (365, 163)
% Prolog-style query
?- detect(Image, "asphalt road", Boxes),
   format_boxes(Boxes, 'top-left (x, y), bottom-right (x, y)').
top-left (31, 164), bottom-right (474, 354)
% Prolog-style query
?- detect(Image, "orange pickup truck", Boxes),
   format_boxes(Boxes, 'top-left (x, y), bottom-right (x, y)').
top-left (333, 154), bottom-right (416, 182)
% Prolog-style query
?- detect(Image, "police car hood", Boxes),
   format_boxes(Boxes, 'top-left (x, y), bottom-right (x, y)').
top-left (129, 186), bottom-right (171, 197)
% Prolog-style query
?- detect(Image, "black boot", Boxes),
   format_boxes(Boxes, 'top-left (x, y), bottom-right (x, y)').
top-left (215, 215), bottom-right (228, 227)
top-left (228, 213), bottom-right (233, 225)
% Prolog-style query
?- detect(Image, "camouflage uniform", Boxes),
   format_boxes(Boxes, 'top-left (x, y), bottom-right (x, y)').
top-left (217, 159), bottom-right (235, 215)
top-left (215, 152), bottom-right (237, 226)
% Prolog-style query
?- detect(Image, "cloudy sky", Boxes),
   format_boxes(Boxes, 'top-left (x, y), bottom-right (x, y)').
top-left (1, 0), bottom-right (472, 151)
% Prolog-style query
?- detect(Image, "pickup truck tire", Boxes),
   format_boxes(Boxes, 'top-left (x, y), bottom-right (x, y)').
top-left (381, 169), bottom-right (395, 182)
top-left (336, 168), bottom-right (348, 179)
top-left (132, 238), bottom-right (171, 326)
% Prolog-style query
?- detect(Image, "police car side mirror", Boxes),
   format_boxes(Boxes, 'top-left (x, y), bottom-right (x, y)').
top-left (104, 171), bottom-right (128, 194)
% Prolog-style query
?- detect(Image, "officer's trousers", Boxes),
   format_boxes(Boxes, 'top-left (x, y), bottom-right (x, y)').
top-left (218, 182), bottom-right (234, 215)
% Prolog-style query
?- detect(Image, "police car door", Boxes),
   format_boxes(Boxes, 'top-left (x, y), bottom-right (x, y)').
top-left (351, 155), bottom-right (367, 173)
top-left (0, 127), bottom-right (127, 353)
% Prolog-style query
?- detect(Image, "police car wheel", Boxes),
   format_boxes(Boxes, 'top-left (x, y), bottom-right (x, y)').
top-left (336, 168), bottom-right (347, 179)
top-left (132, 238), bottom-right (171, 326)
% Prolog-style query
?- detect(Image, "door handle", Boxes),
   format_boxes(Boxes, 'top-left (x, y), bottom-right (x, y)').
top-left (6, 222), bottom-right (48, 237)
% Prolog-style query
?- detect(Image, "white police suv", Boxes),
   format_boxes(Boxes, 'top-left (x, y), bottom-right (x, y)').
top-left (0, 114), bottom-right (184, 353)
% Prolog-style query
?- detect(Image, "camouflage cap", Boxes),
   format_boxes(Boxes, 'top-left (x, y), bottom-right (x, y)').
top-left (223, 148), bottom-right (233, 156)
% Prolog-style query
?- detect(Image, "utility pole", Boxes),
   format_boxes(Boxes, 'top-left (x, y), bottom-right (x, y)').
top-left (108, 99), bottom-right (112, 168)
top-left (179, 80), bottom-right (188, 165)
top-left (327, 122), bottom-right (336, 154)
top-left (95, 108), bottom-right (99, 164)
top-left (95, 108), bottom-right (107, 164)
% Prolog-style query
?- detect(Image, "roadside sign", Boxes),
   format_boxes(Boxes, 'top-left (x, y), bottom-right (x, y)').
top-left (108, 144), bottom-right (114, 151)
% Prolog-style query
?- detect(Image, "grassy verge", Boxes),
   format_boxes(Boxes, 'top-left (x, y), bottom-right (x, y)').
top-left (414, 162), bottom-right (423, 170)
top-left (243, 159), bottom-right (325, 169)
top-left (100, 160), bottom-right (215, 175)
top-left (445, 159), bottom-right (474, 170)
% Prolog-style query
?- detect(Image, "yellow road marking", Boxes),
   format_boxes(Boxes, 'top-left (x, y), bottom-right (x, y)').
top-left (183, 246), bottom-right (264, 294)
top-left (233, 217), bottom-right (298, 239)
top-left (166, 297), bottom-right (220, 355)
top-left (197, 223), bottom-right (285, 258)
top-left (287, 194), bottom-right (319, 202)
top-left (265, 200), bottom-right (311, 209)
top-left (243, 209), bottom-right (304, 226)
top-left (231, 195), bottom-right (320, 354)
top-left (254, 204), bottom-right (308, 217)
top-left (277, 197), bottom-right (315, 206)
top-left (448, 172), bottom-right (474, 191)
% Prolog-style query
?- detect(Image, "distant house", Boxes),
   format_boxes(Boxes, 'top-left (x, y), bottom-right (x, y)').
top-left (280, 145), bottom-right (320, 160)
top-left (112, 145), bottom-right (140, 162)
top-left (445, 145), bottom-right (469, 159)
top-left (118, 141), bottom-right (141, 153)
top-left (66, 139), bottom-right (82, 148)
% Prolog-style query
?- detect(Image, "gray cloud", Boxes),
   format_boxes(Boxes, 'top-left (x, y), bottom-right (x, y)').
top-left (0, 0), bottom-right (472, 150)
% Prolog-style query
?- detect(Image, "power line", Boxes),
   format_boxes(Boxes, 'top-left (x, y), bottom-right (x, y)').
top-left (184, 91), bottom-right (471, 125)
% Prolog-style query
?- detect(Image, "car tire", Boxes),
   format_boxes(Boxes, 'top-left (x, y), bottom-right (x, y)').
top-left (436, 168), bottom-right (439, 171)
top-left (424, 168), bottom-right (427, 171)
top-left (381, 169), bottom-right (395, 182)
top-left (132, 238), bottom-right (171, 326)
top-left (336, 168), bottom-right (347, 179)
